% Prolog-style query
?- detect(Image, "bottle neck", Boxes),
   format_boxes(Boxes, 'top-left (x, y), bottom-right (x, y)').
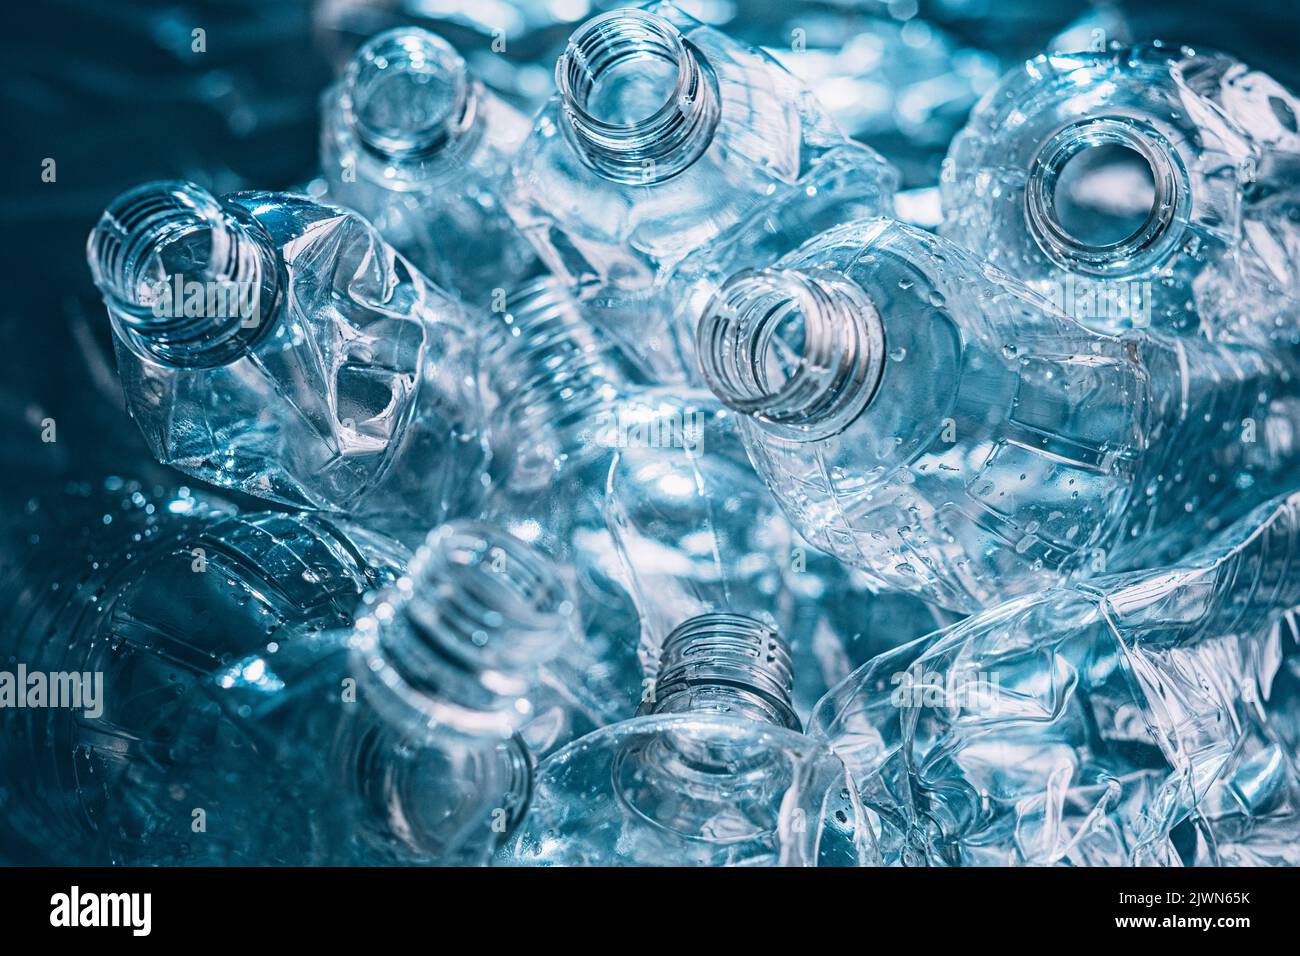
top-left (644, 612), bottom-right (799, 731)
top-left (490, 277), bottom-right (627, 464)
top-left (1025, 116), bottom-right (1186, 279)
top-left (340, 27), bottom-right (480, 184)
top-left (697, 267), bottom-right (885, 442)
top-left (87, 180), bottom-right (278, 369)
top-left (356, 521), bottom-right (576, 740)
top-left (556, 8), bottom-right (719, 185)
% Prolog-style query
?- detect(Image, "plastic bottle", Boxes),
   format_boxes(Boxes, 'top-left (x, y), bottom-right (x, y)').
top-left (696, 218), bottom-right (1300, 611)
top-left (502, 612), bottom-right (873, 866)
top-left (942, 44), bottom-right (1300, 343)
top-left (86, 180), bottom-right (487, 544)
top-left (809, 490), bottom-right (1300, 866)
top-left (321, 27), bottom-right (539, 303)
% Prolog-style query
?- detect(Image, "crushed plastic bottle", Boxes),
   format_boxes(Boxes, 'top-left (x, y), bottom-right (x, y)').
top-left (86, 181), bottom-right (487, 544)
top-left (809, 489), bottom-right (1300, 866)
top-left (501, 612), bottom-right (873, 866)
top-left (696, 217), bottom-right (1300, 611)
top-left (321, 27), bottom-right (539, 303)
top-left (942, 44), bottom-right (1300, 343)
top-left (504, 2), bottom-right (897, 382)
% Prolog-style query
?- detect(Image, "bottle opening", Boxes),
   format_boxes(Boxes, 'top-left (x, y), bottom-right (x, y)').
top-left (344, 28), bottom-right (475, 164)
top-left (646, 612), bottom-right (799, 731)
top-left (1051, 142), bottom-right (1157, 247)
top-left (360, 521), bottom-right (577, 738)
top-left (556, 9), bottom-right (719, 184)
top-left (1026, 117), bottom-right (1186, 277)
top-left (696, 267), bottom-right (885, 441)
top-left (86, 181), bottom-right (275, 368)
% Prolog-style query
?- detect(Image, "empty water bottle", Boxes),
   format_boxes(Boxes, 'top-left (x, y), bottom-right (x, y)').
top-left (0, 484), bottom-right (394, 862)
top-left (696, 218), bottom-right (1300, 611)
top-left (0, 488), bottom-right (575, 864)
top-left (504, 2), bottom-right (897, 381)
top-left (810, 490), bottom-right (1300, 866)
top-left (87, 181), bottom-right (487, 543)
top-left (502, 613), bottom-right (872, 866)
top-left (605, 419), bottom-right (952, 718)
top-left (321, 27), bottom-right (539, 303)
top-left (942, 44), bottom-right (1300, 342)
top-left (484, 278), bottom-right (787, 733)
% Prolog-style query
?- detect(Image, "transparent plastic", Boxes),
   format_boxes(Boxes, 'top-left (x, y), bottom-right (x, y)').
top-left (502, 613), bottom-right (873, 866)
top-left (321, 27), bottom-right (538, 303)
top-left (810, 490), bottom-right (1300, 866)
top-left (697, 218), bottom-right (1300, 611)
top-left (605, 408), bottom-right (952, 719)
top-left (87, 181), bottom-right (487, 544)
top-left (481, 277), bottom-right (766, 738)
top-left (0, 497), bottom-right (576, 865)
top-left (942, 44), bottom-right (1300, 343)
top-left (504, 2), bottom-right (897, 381)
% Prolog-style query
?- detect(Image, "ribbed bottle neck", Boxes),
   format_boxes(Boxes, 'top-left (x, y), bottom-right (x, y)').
top-left (357, 521), bottom-right (576, 738)
top-left (340, 27), bottom-right (480, 181)
top-left (87, 180), bottom-right (278, 369)
top-left (556, 8), bottom-right (719, 184)
top-left (697, 266), bottom-right (885, 442)
top-left (644, 612), bottom-right (799, 731)
top-left (490, 276), bottom-right (625, 457)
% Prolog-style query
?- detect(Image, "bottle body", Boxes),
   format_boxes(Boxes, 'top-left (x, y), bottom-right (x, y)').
top-left (505, 2), bottom-right (896, 381)
top-left (809, 491), bottom-right (1300, 866)
top-left (88, 182), bottom-right (488, 545)
top-left (942, 44), bottom-right (1300, 343)
top-left (697, 219), bottom-right (1300, 611)
top-left (0, 486), bottom-right (410, 864)
top-left (321, 28), bottom-right (538, 303)
top-left (502, 613), bottom-right (873, 866)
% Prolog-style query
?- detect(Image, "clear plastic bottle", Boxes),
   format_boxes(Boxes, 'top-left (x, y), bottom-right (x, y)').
top-left (941, 44), bottom-right (1300, 343)
top-left (809, 490), bottom-right (1300, 866)
top-left (696, 218), bottom-right (1300, 611)
top-left (86, 181), bottom-right (487, 544)
top-left (504, 2), bottom-right (897, 382)
top-left (0, 488), bottom-right (575, 865)
top-left (501, 612), bottom-right (873, 866)
top-left (321, 27), bottom-right (539, 303)
top-left (480, 277), bottom-right (747, 738)
top-left (605, 417), bottom-right (952, 719)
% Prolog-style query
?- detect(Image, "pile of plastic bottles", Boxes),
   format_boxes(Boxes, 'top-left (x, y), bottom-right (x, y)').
top-left (8, 1), bottom-right (1300, 866)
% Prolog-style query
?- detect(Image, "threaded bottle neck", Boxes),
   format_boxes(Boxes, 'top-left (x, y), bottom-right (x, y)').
top-left (86, 180), bottom-right (277, 369)
top-left (340, 27), bottom-right (480, 183)
top-left (556, 8), bottom-right (719, 185)
top-left (697, 266), bottom-right (885, 442)
top-left (644, 612), bottom-right (799, 731)
top-left (490, 276), bottom-right (625, 456)
top-left (358, 521), bottom-right (576, 738)
top-left (1025, 116), bottom-right (1186, 279)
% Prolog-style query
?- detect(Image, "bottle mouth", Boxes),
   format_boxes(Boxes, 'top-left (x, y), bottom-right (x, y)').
top-left (342, 27), bottom-right (477, 171)
top-left (696, 267), bottom-right (885, 442)
top-left (86, 180), bottom-right (276, 368)
top-left (556, 8), bottom-right (719, 184)
top-left (1025, 116), bottom-right (1188, 278)
top-left (646, 612), bottom-right (799, 731)
top-left (357, 520), bottom-right (577, 737)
